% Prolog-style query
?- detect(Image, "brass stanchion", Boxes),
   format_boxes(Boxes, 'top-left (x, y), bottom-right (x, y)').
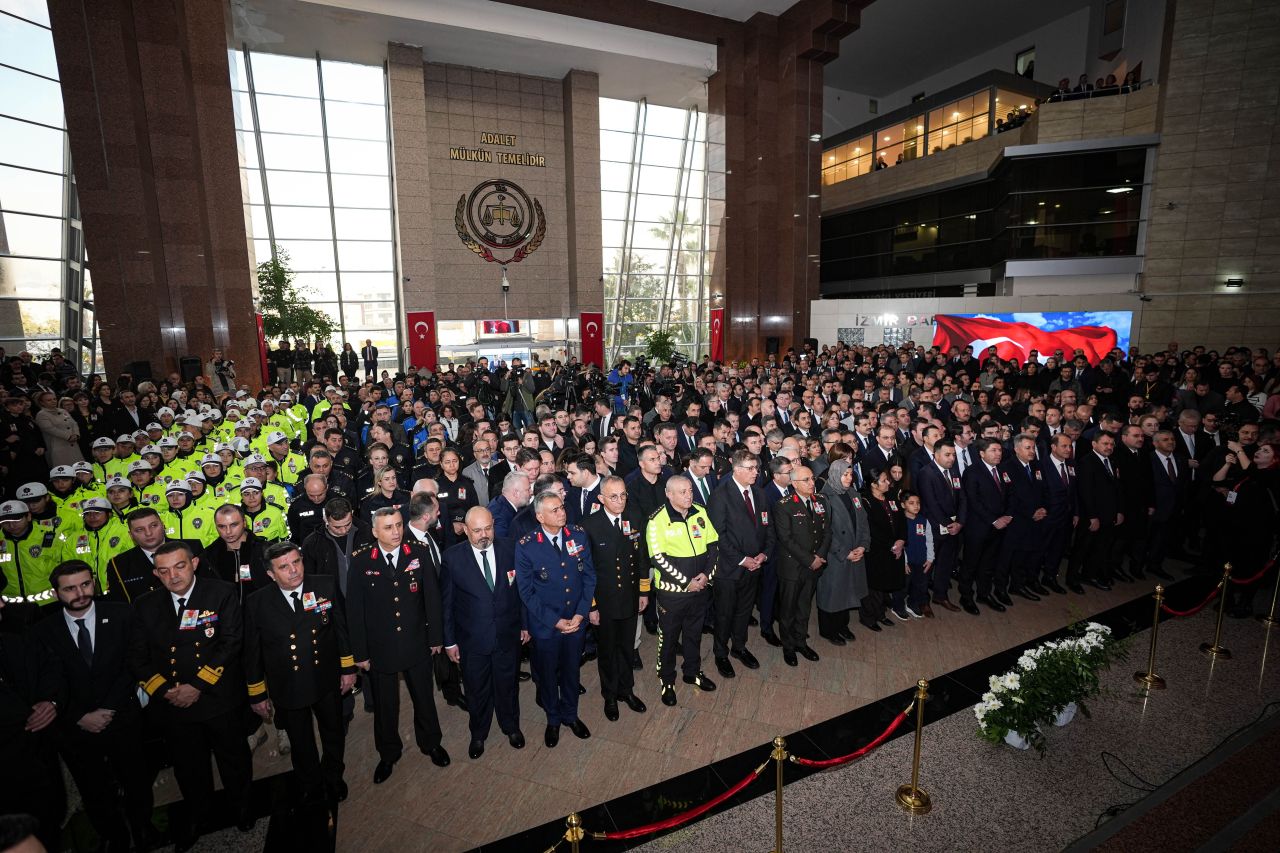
top-left (1259, 562), bottom-right (1280, 628)
top-left (1200, 563), bottom-right (1233, 660)
top-left (895, 679), bottom-right (931, 815)
top-left (1134, 585), bottom-right (1167, 689)
top-left (564, 813), bottom-right (583, 853)
top-left (770, 736), bottom-right (786, 853)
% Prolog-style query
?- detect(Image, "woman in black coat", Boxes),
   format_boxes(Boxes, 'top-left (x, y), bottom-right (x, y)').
top-left (860, 468), bottom-right (906, 630)
top-left (340, 343), bottom-right (359, 380)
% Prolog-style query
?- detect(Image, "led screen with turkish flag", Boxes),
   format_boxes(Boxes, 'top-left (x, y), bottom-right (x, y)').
top-left (709, 308), bottom-right (724, 362)
top-left (580, 311), bottom-right (604, 369)
top-left (407, 310), bottom-right (438, 370)
top-left (933, 312), bottom-right (1129, 366)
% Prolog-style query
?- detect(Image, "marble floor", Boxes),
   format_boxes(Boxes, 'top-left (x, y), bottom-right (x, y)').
top-left (629, 594), bottom-right (1280, 853)
top-left (326, 567), bottom-right (1188, 851)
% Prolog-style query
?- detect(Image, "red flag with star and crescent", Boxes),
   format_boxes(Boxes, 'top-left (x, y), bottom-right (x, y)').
top-left (710, 308), bottom-right (725, 362)
top-left (580, 311), bottom-right (604, 369)
top-left (932, 315), bottom-right (1117, 366)
top-left (407, 310), bottom-right (437, 370)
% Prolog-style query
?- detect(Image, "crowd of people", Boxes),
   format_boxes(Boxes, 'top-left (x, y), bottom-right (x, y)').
top-left (994, 68), bottom-right (1142, 134)
top-left (1, 334), bottom-right (1278, 852)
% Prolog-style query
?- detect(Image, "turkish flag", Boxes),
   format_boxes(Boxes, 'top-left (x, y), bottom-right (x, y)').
top-left (709, 308), bottom-right (725, 362)
top-left (933, 315), bottom-right (1117, 366)
top-left (255, 313), bottom-right (270, 386)
top-left (407, 310), bottom-right (437, 370)
top-left (580, 311), bottom-right (604, 369)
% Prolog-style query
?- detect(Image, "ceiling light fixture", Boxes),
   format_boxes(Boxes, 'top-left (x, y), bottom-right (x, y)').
top-left (809, 133), bottom-right (821, 141)
top-left (1106, 187), bottom-right (1134, 194)
top-left (1225, 277), bottom-right (1244, 288)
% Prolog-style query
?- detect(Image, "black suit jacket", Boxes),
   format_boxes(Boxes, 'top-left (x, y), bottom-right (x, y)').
top-left (772, 493), bottom-right (832, 581)
top-left (566, 479), bottom-right (603, 525)
top-left (917, 461), bottom-right (966, 530)
top-left (1149, 452), bottom-right (1190, 522)
top-left (706, 478), bottom-right (776, 583)
top-left (440, 537), bottom-right (522, 654)
top-left (1000, 458), bottom-right (1049, 548)
top-left (243, 575), bottom-right (354, 710)
top-left (1075, 451), bottom-right (1123, 527)
top-left (962, 463), bottom-right (1007, 533)
top-left (1040, 454), bottom-right (1079, 522)
top-left (129, 576), bottom-right (244, 722)
top-left (107, 404), bottom-right (155, 438)
top-left (346, 541), bottom-right (444, 672)
top-left (32, 601), bottom-right (139, 729)
top-left (104, 539), bottom-right (207, 604)
top-left (580, 508), bottom-right (648, 619)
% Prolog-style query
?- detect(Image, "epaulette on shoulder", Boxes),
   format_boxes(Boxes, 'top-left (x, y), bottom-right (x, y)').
top-left (352, 543), bottom-right (374, 556)
top-left (647, 505), bottom-right (665, 521)
top-left (518, 533), bottom-right (533, 545)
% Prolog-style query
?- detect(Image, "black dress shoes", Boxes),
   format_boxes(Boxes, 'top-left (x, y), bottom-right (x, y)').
top-left (373, 760), bottom-right (395, 784)
top-left (683, 671), bottom-right (717, 691)
top-left (508, 730), bottom-right (526, 749)
top-left (821, 632), bottom-right (846, 646)
top-left (978, 595), bottom-right (1006, 613)
top-left (517, 670), bottom-right (532, 682)
top-left (1114, 569), bottom-right (1133, 582)
top-left (631, 649), bottom-right (643, 670)
top-left (468, 739), bottom-right (484, 760)
top-left (748, 615), bottom-right (759, 626)
top-left (622, 694), bottom-right (647, 713)
top-left (1027, 581), bottom-right (1049, 596)
top-left (1084, 579), bottom-right (1113, 591)
top-left (761, 631), bottom-right (783, 647)
top-left (798, 645), bottom-right (820, 662)
top-left (661, 684), bottom-right (677, 706)
top-left (993, 590), bottom-right (1013, 607)
top-left (1043, 579), bottom-right (1066, 594)
top-left (864, 621), bottom-right (882, 632)
top-left (961, 599), bottom-right (981, 615)
top-left (1068, 582), bottom-right (1086, 594)
top-left (236, 808), bottom-right (256, 832)
top-left (445, 693), bottom-right (469, 711)
top-left (1012, 587), bottom-right (1041, 602)
top-left (426, 745), bottom-right (451, 767)
top-left (568, 719), bottom-right (591, 739)
top-left (837, 627), bottom-right (856, 640)
top-left (580, 649), bottom-right (598, 665)
top-left (577, 683), bottom-right (586, 695)
top-left (545, 725), bottom-right (560, 748)
top-left (330, 780), bottom-right (349, 802)
top-left (783, 649), bottom-right (798, 666)
top-left (878, 617), bottom-right (894, 627)
top-left (604, 699), bottom-right (620, 721)
top-left (731, 648), bottom-right (760, 669)
top-left (715, 656), bottom-right (736, 679)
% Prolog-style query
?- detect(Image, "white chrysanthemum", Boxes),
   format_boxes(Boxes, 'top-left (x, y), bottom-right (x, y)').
top-left (1001, 672), bottom-right (1021, 691)
top-left (1018, 653), bottom-right (1038, 672)
top-left (989, 674), bottom-right (1003, 692)
top-left (1086, 622), bottom-right (1111, 635)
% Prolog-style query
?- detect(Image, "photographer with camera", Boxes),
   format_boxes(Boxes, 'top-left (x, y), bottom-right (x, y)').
top-left (206, 348), bottom-right (236, 396)
top-left (501, 359), bottom-right (536, 431)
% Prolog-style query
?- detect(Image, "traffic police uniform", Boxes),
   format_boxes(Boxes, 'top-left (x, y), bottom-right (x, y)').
top-left (515, 526), bottom-right (596, 728)
top-left (0, 500), bottom-right (63, 624)
top-left (160, 482), bottom-right (218, 547)
top-left (244, 574), bottom-right (354, 802)
top-left (646, 502), bottom-right (719, 690)
top-left (57, 498), bottom-right (131, 593)
top-left (266, 432), bottom-right (307, 489)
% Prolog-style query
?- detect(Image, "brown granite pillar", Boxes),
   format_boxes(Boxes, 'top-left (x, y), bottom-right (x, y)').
top-left (387, 42), bottom-right (438, 316)
top-left (47, 0), bottom-right (259, 385)
top-left (562, 70), bottom-right (604, 315)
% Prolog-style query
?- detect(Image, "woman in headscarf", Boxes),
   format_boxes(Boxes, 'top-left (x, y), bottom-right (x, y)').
top-left (816, 458), bottom-right (870, 645)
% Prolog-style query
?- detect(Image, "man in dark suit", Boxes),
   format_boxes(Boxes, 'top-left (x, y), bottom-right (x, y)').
top-left (959, 437), bottom-right (1012, 614)
top-left (487, 470), bottom-right (530, 539)
top-left (1145, 430), bottom-right (1189, 581)
top-left (758, 455), bottom-right (794, 646)
top-left (1114, 424), bottom-right (1153, 581)
top-left (347, 507), bottom-right (451, 784)
top-left (581, 478), bottom-right (649, 720)
top-left (915, 441), bottom-right (965, 613)
top-left (999, 434), bottom-right (1051, 600)
top-left (245, 542), bottom-right (356, 805)
top-left (683, 448), bottom-right (719, 506)
top-left (862, 425), bottom-right (902, 481)
top-left (33, 562), bottom-right (153, 852)
top-left (106, 388), bottom-right (154, 439)
top-left (772, 466), bottom-right (831, 667)
top-left (441, 507), bottom-right (526, 759)
top-left (361, 339), bottom-right (378, 380)
top-left (1069, 431), bottom-right (1125, 591)
top-left (706, 451), bottom-right (775, 678)
top-left (589, 397), bottom-right (616, 441)
top-left (565, 455), bottom-right (603, 525)
top-left (105, 508), bottom-right (205, 604)
top-left (1172, 410), bottom-right (1211, 552)
top-left (1039, 433), bottom-right (1078, 593)
top-left (128, 541), bottom-right (254, 847)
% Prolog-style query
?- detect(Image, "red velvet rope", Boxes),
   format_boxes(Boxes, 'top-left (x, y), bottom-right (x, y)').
top-left (1229, 559), bottom-right (1276, 586)
top-left (1160, 585), bottom-right (1220, 617)
top-left (788, 709), bottom-right (911, 768)
top-left (595, 764), bottom-right (766, 840)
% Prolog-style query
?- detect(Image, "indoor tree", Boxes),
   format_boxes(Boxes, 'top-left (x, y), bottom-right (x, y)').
top-left (256, 246), bottom-right (336, 344)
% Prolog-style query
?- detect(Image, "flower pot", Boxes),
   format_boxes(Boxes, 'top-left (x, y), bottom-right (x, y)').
top-left (1053, 702), bottom-right (1078, 727)
top-left (1004, 730), bottom-right (1032, 750)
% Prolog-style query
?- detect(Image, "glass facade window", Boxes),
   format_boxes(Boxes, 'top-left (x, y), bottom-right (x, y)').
top-left (927, 94), bottom-right (989, 155)
top-left (599, 98), bottom-right (713, 361)
top-left (229, 48), bottom-right (400, 368)
top-left (0, 0), bottom-right (100, 372)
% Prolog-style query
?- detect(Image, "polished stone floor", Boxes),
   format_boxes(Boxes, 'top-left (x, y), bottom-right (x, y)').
top-left (629, 600), bottom-right (1280, 853)
top-left (326, 570), bottom-right (1178, 851)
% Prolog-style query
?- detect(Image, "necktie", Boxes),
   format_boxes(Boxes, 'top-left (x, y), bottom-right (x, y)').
top-left (176, 596), bottom-right (187, 617)
top-left (386, 553), bottom-right (395, 571)
top-left (581, 490), bottom-right (588, 517)
top-left (552, 535), bottom-right (561, 555)
top-left (290, 590), bottom-right (303, 614)
top-left (481, 549), bottom-right (494, 591)
top-left (697, 478), bottom-right (708, 503)
top-left (1059, 462), bottom-right (1069, 486)
top-left (75, 618), bottom-right (93, 666)
top-left (991, 466), bottom-right (1001, 488)
top-left (1025, 463), bottom-right (1033, 481)
top-left (743, 488), bottom-right (755, 519)
top-left (1103, 457), bottom-right (1114, 477)
top-left (613, 516), bottom-right (621, 531)
top-left (1166, 456), bottom-right (1176, 481)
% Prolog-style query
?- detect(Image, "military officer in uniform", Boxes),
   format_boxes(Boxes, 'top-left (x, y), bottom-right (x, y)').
top-left (773, 465), bottom-right (832, 666)
top-left (127, 541), bottom-right (254, 849)
top-left (245, 541), bottom-right (356, 804)
top-left (515, 491), bottom-right (595, 748)
top-left (646, 475), bottom-right (719, 706)
top-left (347, 506), bottom-right (450, 784)
top-left (580, 475), bottom-right (648, 720)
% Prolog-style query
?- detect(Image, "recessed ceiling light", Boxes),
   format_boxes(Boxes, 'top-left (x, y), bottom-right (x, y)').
top-left (1106, 187), bottom-right (1133, 194)
top-left (809, 133), bottom-right (821, 141)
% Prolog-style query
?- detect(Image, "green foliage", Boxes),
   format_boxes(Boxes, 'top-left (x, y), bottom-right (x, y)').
top-left (644, 329), bottom-right (678, 364)
top-left (974, 622), bottom-right (1128, 754)
top-left (256, 247), bottom-right (336, 344)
